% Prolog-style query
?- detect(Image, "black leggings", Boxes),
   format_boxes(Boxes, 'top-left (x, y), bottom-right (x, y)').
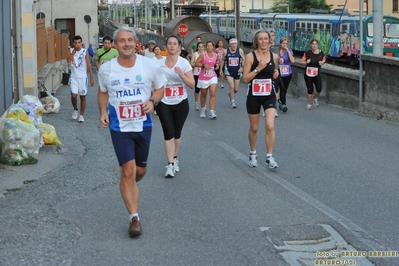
top-left (194, 75), bottom-right (200, 94)
top-left (156, 99), bottom-right (189, 140)
top-left (304, 74), bottom-right (322, 94)
top-left (279, 75), bottom-right (292, 105)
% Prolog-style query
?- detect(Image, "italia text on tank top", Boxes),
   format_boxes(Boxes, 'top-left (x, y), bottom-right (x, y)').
top-left (198, 51), bottom-right (217, 81)
top-left (70, 48), bottom-right (88, 78)
top-left (225, 48), bottom-right (241, 74)
top-left (249, 51), bottom-right (275, 97)
top-left (305, 50), bottom-right (325, 77)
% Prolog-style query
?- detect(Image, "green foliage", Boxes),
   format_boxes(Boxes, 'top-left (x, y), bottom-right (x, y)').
top-left (271, 0), bottom-right (331, 14)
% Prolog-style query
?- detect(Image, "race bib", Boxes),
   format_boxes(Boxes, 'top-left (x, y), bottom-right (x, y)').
top-left (204, 68), bottom-right (215, 77)
top-left (279, 65), bottom-right (290, 75)
top-left (228, 57), bottom-right (239, 66)
top-left (118, 102), bottom-right (146, 122)
top-left (252, 79), bottom-right (272, 96)
top-left (165, 83), bottom-right (184, 99)
top-left (306, 67), bottom-right (318, 77)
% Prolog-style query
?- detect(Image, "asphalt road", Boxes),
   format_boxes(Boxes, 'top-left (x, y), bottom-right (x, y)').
top-left (0, 70), bottom-right (398, 266)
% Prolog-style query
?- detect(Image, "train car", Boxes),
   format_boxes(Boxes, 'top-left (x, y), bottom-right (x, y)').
top-left (200, 12), bottom-right (399, 62)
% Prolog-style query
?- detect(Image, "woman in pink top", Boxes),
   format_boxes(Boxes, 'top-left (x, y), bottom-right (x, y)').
top-left (195, 40), bottom-right (219, 119)
top-left (215, 40), bottom-right (226, 88)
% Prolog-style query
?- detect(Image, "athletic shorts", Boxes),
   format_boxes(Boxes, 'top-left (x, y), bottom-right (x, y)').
top-left (225, 71), bottom-right (242, 80)
top-left (70, 77), bottom-right (88, 96)
top-left (246, 91), bottom-right (277, 114)
top-left (197, 77), bottom-right (218, 89)
top-left (110, 127), bottom-right (152, 167)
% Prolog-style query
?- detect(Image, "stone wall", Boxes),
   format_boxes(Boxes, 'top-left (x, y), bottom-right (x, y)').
top-left (289, 55), bottom-right (399, 122)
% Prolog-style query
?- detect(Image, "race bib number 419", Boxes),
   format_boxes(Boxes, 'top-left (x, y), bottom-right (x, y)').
top-left (252, 79), bottom-right (272, 96)
top-left (118, 103), bottom-right (146, 121)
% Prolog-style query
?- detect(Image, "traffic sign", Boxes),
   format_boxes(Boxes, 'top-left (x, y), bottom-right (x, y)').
top-left (178, 24), bottom-right (188, 37)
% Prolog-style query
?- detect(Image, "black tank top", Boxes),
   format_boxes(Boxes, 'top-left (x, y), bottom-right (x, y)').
top-left (249, 51), bottom-right (275, 96)
top-left (250, 51), bottom-right (275, 79)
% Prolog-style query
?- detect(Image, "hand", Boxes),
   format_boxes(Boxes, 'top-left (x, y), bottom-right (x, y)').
top-left (90, 77), bottom-right (95, 86)
top-left (318, 61), bottom-right (324, 66)
top-left (279, 58), bottom-right (284, 64)
top-left (99, 114), bottom-right (109, 128)
top-left (174, 67), bottom-right (183, 77)
top-left (142, 100), bottom-right (154, 114)
top-left (215, 64), bottom-right (219, 70)
top-left (307, 59), bottom-right (311, 64)
top-left (257, 59), bottom-right (267, 71)
top-left (273, 70), bottom-right (279, 79)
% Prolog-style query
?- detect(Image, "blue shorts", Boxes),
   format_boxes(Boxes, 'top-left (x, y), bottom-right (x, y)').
top-left (110, 127), bottom-right (152, 166)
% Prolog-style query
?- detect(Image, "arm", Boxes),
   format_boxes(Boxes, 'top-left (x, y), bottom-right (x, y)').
top-left (180, 69), bottom-right (195, 89)
top-left (195, 54), bottom-right (205, 68)
top-left (288, 49), bottom-right (295, 64)
top-left (67, 48), bottom-right (75, 64)
top-left (219, 50), bottom-right (227, 75)
top-left (142, 86), bottom-right (164, 114)
top-left (239, 48), bottom-right (245, 73)
top-left (300, 53), bottom-right (310, 65)
top-left (242, 53), bottom-right (254, 83)
top-left (273, 54), bottom-right (279, 79)
top-left (98, 89), bottom-right (109, 128)
top-left (86, 52), bottom-right (95, 86)
top-left (318, 51), bottom-right (326, 66)
top-left (190, 53), bottom-right (197, 67)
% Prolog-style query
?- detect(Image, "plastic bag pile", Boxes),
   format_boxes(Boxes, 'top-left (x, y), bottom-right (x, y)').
top-left (0, 95), bottom-right (62, 166)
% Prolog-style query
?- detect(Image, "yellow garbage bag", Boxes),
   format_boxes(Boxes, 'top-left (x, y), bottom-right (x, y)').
top-left (39, 123), bottom-right (62, 146)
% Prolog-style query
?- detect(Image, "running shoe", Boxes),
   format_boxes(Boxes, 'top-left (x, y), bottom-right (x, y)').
top-left (231, 100), bottom-right (237, 109)
top-left (173, 158), bottom-right (179, 172)
top-left (313, 97), bottom-right (319, 107)
top-left (261, 111), bottom-right (265, 117)
top-left (266, 156), bottom-right (278, 169)
top-left (278, 99), bottom-right (283, 110)
top-left (78, 115), bottom-right (84, 123)
top-left (275, 110), bottom-right (278, 117)
top-left (200, 108), bottom-right (206, 118)
top-left (195, 102), bottom-right (199, 111)
top-left (282, 104), bottom-right (288, 112)
top-left (209, 110), bottom-right (217, 119)
top-left (306, 104), bottom-right (312, 110)
top-left (248, 153), bottom-right (259, 167)
top-left (72, 110), bottom-right (78, 120)
top-left (165, 164), bottom-right (175, 178)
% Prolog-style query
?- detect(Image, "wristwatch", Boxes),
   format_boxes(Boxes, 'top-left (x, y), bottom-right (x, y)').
top-left (253, 68), bottom-right (259, 74)
top-left (150, 99), bottom-right (158, 107)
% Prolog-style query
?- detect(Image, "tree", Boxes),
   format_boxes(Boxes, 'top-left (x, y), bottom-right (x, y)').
top-left (271, 0), bottom-right (331, 14)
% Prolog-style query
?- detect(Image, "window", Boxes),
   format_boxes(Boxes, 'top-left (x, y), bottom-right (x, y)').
top-left (386, 23), bottom-right (399, 37)
top-left (367, 23), bottom-right (373, 37)
top-left (394, 0), bottom-right (398, 12)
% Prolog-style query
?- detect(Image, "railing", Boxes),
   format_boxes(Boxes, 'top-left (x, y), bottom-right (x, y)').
top-left (36, 18), bottom-right (69, 71)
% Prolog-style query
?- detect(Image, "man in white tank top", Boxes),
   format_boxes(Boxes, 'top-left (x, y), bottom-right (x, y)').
top-left (67, 35), bottom-right (95, 123)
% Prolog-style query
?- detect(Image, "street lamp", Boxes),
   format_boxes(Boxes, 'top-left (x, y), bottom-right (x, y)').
top-left (204, 0), bottom-right (218, 32)
top-left (160, 0), bottom-right (169, 35)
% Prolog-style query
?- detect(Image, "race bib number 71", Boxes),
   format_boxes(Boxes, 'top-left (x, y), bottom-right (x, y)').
top-left (252, 79), bottom-right (272, 96)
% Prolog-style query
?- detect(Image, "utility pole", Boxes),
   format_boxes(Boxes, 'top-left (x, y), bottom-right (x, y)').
top-left (373, 0), bottom-right (383, 56)
top-left (235, 0), bottom-right (241, 45)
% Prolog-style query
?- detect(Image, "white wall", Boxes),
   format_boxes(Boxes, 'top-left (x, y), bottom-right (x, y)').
top-left (239, 0), bottom-right (274, 12)
top-left (35, 0), bottom-right (99, 45)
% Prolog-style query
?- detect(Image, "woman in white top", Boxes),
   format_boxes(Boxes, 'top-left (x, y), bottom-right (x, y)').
top-left (190, 42), bottom-right (204, 111)
top-left (153, 45), bottom-right (164, 61)
top-left (156, 35), bottom-right (195, 177)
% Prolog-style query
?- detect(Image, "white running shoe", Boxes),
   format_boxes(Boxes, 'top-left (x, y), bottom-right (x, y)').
top-left (313, 97), bottom-right (319, 107)
top-left (275, 110), bottom-right (278, 117)
top-left (209, 110), bottom-right (217, 119)
top-left (195, 102), bottom-right (199, 111)
top-left (248, 153), bottom-right (259, 167)
top-left (306, 104), bottom-right (312, 110)
top-left (165, 164), bottom-right (175, 178)
top-left (78, 115), bottom-right (84, 123)
top-left (266, 156), bottom-right (278, 169)
top-left (173, 158), bottom-right (179, 172)
top-left (72, 110), bottom-right (78, 120)
top-left (261, 111), bottom-right (265, 117)
top-left (231, 100), bottom-right (237, 109)
top-left (200, 108), bottom-right (206, 118)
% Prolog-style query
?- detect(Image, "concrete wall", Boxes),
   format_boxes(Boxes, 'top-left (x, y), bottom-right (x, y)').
top-left (289, 55), bottom-right (399, 122)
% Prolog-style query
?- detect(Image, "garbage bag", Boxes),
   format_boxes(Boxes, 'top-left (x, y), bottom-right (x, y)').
top-left (0, 118), bottom-right (40, 165)
top-left (40, 123), bottom-right (62, 146)
top-left (40, 95), bottom-right (60, 114)
top-left (21, 95), bottom-right (44, 117)
top-left (6, 108), bottom-right (33, 125)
